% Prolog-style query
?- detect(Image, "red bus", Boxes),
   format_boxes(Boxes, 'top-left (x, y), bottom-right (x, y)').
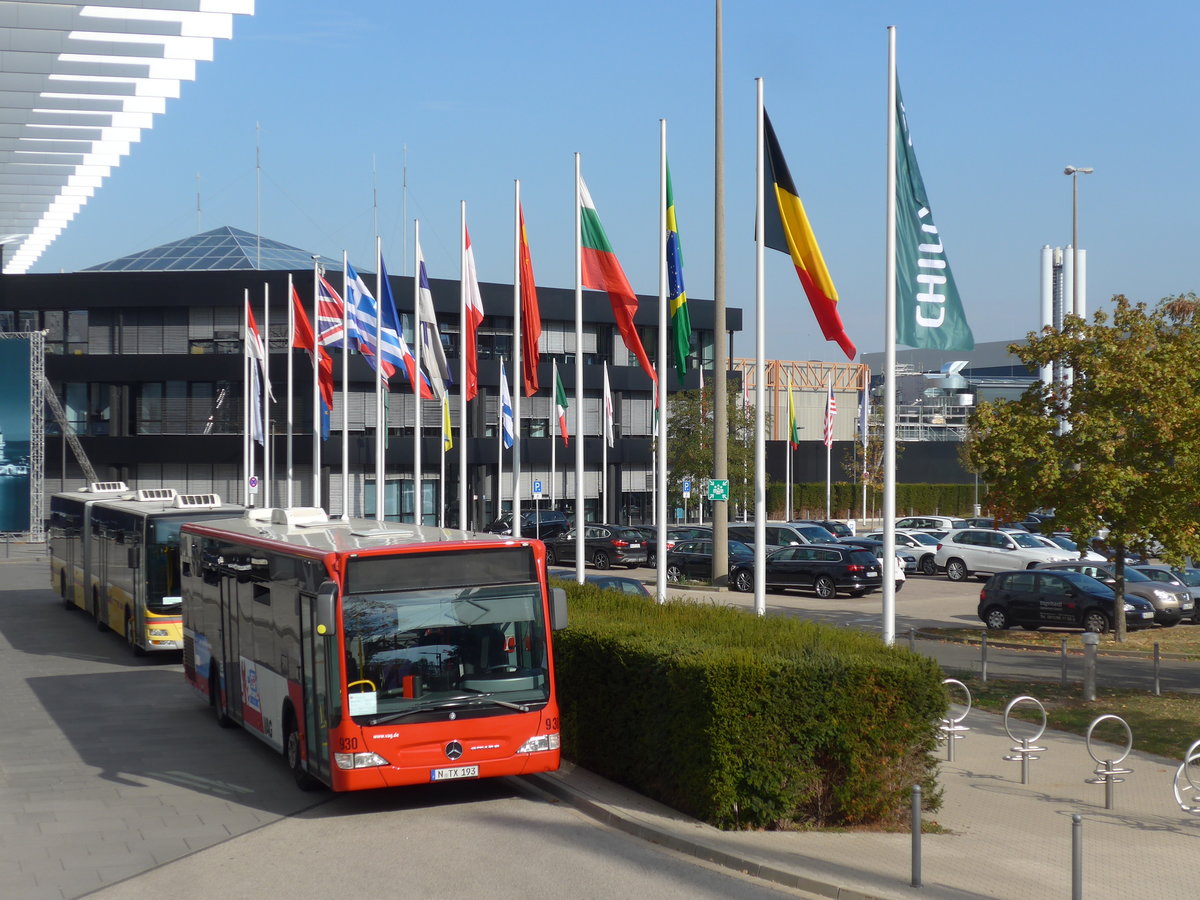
top-left (180, 507), bottom-right (568, 791)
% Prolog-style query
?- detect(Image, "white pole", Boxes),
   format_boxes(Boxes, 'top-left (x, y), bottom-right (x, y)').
top-left (286, 273), bottom-right (294, 507)
top-left (883, 26), bottom-right (898, 645)
top-left (440, 397), bottom-right (446, 528)
top-left (574, 153), bottom-right (585, 583)
top-left (459, 203), bottom-right (469, 531)
top-left (413, 220), bottom-right (423, 524)
top-left (497, 356), bottom-right (505, 520)
top-left (512, 180), bottom-right (523, 537)
top-left (551, 359), bottom-right (558, 508)
top-left (602, 361), bottom-right (609, 521)
top-left (311, 258), bottom-right (322, 509)
top-left (242, 288), bottom-right (251, 507)
top-left (825, 377), bottom-right (832, 520)
top-left (341, 250), bottom-right (350, 519)
top-left (657, 119), bottom-right (669, 602)
top-left (753, 78), bottom-right (766, 616)
top-left (375, 236), bottom-right (385, 522)
top-left (262, 283), bottom-right (271, 508)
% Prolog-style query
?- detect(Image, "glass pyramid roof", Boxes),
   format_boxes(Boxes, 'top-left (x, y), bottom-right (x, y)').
top-left (84, 226), bottom-right (345, 273)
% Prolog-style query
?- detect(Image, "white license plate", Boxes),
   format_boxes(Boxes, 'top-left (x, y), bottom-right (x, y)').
top-left (629, 542), bottom-right (641, 548)
top-left (1183, 602), bottom-right (1194, 611)
top-left (866, 568), bottom-right (877, 576)
top-left (431, 765), bottom-right (479, 782)
top-left (1141, 612), bottom-right (1154, 619)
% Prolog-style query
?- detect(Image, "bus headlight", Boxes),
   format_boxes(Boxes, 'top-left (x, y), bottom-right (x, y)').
top-left (149, 628), bottom-right (170, 637)
top-left (334, 751), bottom-right (389, 769)
top-left (516, 733), bottom-right (561, 754)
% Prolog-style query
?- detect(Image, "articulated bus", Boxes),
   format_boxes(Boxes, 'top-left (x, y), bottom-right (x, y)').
top-left (180, 507), bottom-right (568, 792)
top-left (49, 482), bottom-right (130, 611)
top-left (51, 487), bottom-right (243, 654)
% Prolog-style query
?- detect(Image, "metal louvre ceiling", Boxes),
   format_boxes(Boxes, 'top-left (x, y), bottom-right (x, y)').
top-left (0, 1), bottom-right (254, 274)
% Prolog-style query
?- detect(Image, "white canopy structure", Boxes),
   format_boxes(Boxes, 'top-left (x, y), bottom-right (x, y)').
top-left (0, 1), bottom-right (254, 273)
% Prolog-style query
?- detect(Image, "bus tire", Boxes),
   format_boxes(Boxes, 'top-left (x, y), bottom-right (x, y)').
top-left (211, 666), bottom-right (235, 729)
top-left (284, 710), bottom-right (319, 791)
top-left (61, 573), bottom-right (73, 609)
top-left (94, 589), bottom-right (107, 631)
top-left (124, 610), bottom-right (145, 657)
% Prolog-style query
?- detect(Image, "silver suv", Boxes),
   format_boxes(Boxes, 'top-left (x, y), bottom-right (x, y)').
top-left (935, 528), bottom-right (1072, 581)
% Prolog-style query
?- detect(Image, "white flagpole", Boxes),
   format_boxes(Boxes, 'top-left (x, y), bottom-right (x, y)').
top-left (512, 180), bottom-right (523, 537)
top-left (459, 202), bottom-right (468, 531)
top-left (883, 26), bottom-right (899, 645)
top-left (341, 250), bottom-right (350, 519)
top-left (242, 288), bottom-right (251, 507)
top-left (311, 258), bottom-right (322, 509)
top-left (440, 396), bottom-right (447, 528)
top-left (375, 236), bottom-right (385, 522)
top-left (286, 273), bottom-right (294, 507)
top-left (825, 377), bottom-right (832, 520)
top-left (573, 153), bottom-right (585, 583)
top-left (262, 283), bottom-right (271, 508)
top-left (657, 118), bottom-right (669, 602)
top-left (497, 355), bottom-right (505, 519)
top-left (785, 373), bottom-right (791, 522)
top-left (413, 220), bottom-right (423, 525)
top-left (551, 359), bottom-right (558, 508)
top-left (753, 78), bottom-right (766, 616)
top-left (601, 361), bottom-right (609, 521)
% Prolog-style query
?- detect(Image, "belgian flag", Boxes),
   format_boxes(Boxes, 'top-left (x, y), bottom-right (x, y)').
top-left (763, 109), bottom-right (857, 361)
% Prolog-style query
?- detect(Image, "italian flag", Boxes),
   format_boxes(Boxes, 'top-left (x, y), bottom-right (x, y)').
top-left (553, 359), bottom-right (569, 446)
top-left (579, 175), bottom-right (657, 384)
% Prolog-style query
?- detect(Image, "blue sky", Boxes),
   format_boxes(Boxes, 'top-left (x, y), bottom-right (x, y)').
top-left (30, 1), bottom-right (1200, 363)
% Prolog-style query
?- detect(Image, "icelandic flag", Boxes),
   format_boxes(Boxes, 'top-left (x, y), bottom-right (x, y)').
top-left (345, 262), bottom-right (399, 382)
top-left (499, 357), bottom-right (514, 449)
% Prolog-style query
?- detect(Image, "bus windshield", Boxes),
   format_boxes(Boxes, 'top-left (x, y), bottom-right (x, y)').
top-left (342, 581), bottom-right (549, 723)
top-left (146, 515), bottom-right (189, 612)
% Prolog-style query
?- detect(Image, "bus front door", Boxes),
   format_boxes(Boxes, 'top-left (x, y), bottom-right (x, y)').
top-left (298, 592), bottom-right (332, 784)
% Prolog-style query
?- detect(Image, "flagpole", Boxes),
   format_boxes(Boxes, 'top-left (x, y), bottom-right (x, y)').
top-left (413, 219), bottom-right (422, 525)
top-left (440, 396), bottom-right (447, 528)
top-left (341, 250), bottom-right (350, 519)
top-left (242, 289), bottom-right (251, 507)
top-left (262, 283), bottom-right (271, 508)
top-left (375, 236), bottom-right (385, 522)
top-left (286, 274), bottom-right (294, 507)
top-left (459, 202), bottom-right (468, 530)
top-left (551, 359), bottom-right (558, 508)
top-left (785, 372), bottom-right (791, 521)
top-left (753, 78), bottom-right (766, 617)
top-left (656, 119), bottom-right (669, 602)
top-left (497, 355), bottom-right (505, 518)
top-left (573, 153), bottom-right (584, 583)
top-left (825, 378), bottom-right (833, 519)
top-left (512, 180), bottom-right (523, 538)
top-left (311, 258), bottom-right (322, 509)
top-left (883, 26), bottom-right (898, 645)
top-left (601, 361), bottom-right (609, 521)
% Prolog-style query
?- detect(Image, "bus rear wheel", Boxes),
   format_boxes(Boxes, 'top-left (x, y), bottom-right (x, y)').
top-left (94, 590), bottom-right (107, 631)
top-left (285, 711), bottom-right (319, 791)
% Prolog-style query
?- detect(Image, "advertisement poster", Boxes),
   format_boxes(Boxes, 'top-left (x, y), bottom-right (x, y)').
top-left (0, 339), bottom-right (31, 532)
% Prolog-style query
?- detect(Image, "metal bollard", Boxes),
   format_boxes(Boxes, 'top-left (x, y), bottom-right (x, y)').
top-left (1060, 636), bottom-right (1068, 687)
top-left (1072, 814), bottom-right (1083, 900)
top-left (980, 632), bottom-right (988, 683)
top-left (1081, 632), bottom-right (1098, 701)
top-left (909, 626), bottom-right (916, 652)
top-left (911, 784), bottom-right (922, 888)
top-left (1154, 643), bottom-right (1161, 697)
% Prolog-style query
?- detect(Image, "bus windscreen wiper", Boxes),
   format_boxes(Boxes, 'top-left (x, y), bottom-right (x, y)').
top-left (366, 693), bottom-right (531, 725)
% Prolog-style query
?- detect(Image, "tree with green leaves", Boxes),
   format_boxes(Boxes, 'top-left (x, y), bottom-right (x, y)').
top-left (964, 294), bottom-right (1200, 640)
top-left (665, 384), bottom-right (762, 519)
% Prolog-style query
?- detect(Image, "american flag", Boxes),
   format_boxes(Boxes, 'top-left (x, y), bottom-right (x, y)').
top-left (823, 381), bottom-right (837, 448)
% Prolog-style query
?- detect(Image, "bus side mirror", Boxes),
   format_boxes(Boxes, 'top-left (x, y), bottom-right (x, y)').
top-left (316, 580), bottom-right (338, 636)
top-left (550, 586), bottom-right (568, 631)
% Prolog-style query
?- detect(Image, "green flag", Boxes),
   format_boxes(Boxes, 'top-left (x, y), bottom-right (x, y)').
top-left (666, 163), bottom-right (693, 381)
top-left (895, 82), bottom-right (974, 351)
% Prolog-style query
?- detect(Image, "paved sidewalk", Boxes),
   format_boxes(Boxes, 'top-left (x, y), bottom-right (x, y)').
top-left (531, 709), bottom-right (1199, 899)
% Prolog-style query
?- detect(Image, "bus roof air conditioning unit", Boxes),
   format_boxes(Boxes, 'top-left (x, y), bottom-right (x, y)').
top-left (136, 488), bottom-right (177, 502)
top-left (271, 507), bottom-right (329, 527)
top-left (174, 493), bottom-right (222, 509)
top-left (83, 481), bottom-right (128, 493)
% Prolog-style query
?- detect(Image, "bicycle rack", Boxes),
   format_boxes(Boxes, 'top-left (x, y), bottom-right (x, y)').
top-left (1002, 695), bottom-right (1048, 784)
top-left (1172, 739), bottom-right (1200, 815)
top-left (938, 678), bottom-right (971, 762)
top-left (1083, 714), bottom-right (1133, 810)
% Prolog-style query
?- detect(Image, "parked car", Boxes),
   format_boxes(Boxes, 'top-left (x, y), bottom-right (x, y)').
top-left (666, 539), bottom-right (754, 583)
top-left (548, 569), bottom-right (651, 597)
top-left (963, 517), bottom-right (1029, 531)
top-left (866, 530), bottom-right (940, 575)
top-left (935, 528), bottom-right (1073, 581)
top-left (783, 521), bottom-right (843, 543)
top-left (895, 515), bottom-right (969, 534)
top-left (729, 543), bottom-right (883, 598)
top-left (1034, 561), bottom-right (1192, 626)
top-left (1038, 533), bottom-right (1106, 561)
top-left (485, 509), bottom-right (570, 540)
top-left (727, 522), bottom-right (817, 549)
top-left (1131, 565), bottom-right (1200, 623)
top-left (667, 525), bottom-right (713, 543)
top-left (790, 518), bottom-right (854, 538)
top-left (626, 526), bottom-right (674, 567)
top-left (544, 524), bottom-right (649, 569)
top-left (977, 569), bottom-right (1157, 634)
top-left (838, 537), bottom-right (914, 591)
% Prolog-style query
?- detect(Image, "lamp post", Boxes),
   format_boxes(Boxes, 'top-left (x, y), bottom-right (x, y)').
top-left (1063, 167), bottom-right (1093, 318)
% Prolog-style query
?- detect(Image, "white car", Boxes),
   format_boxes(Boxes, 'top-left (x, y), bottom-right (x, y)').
top-left (935, 528), bottom-right (1073, 581)
top-left (1032, 533), bottom-right (1106, 562)
top-left (866, 530), bottom-right (941, 575)
top-left (895, 515), bottom-right (969, 535)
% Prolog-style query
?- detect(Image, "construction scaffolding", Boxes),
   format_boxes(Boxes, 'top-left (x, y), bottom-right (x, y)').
top-left (0, 331), bottom-right (44, 541)
top-left (730, 358), bottom-right (870, 442)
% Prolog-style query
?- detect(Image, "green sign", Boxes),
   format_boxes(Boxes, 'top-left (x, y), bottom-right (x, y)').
top-left (707, 479), bottom-right (729, 502)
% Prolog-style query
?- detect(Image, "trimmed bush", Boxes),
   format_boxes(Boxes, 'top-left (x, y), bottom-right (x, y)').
top-left (769, 482), bottom-right (979, 520)
top-left (551, 581), bottom-right (946, 830)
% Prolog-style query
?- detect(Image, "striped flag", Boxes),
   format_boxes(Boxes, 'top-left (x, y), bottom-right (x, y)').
top-left (823, 381), bottom-right (837, 448)
top-left (499, 357), bottom-right (514, 449)
top-left (553, 359), bottom-right (569, 446)
top-left (602, 361), bottom-right (615, 448)
top-left (414, 241), bottom-right (452, 400)
top-left (518, 205), bottom-right (542, 395)
top-left (463, 226), bottom-right (485, 401)
top-left (666, 162), bottom-right (692, 381)
top-left (245, 297), bottom-right (270, 446)
top-left (787, 372), bottom-right (799, 449)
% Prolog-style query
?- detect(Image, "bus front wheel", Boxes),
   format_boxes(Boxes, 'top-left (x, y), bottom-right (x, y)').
top-left (284, 710), bottom-right (319, 791)
top-left (211, 667), bottom-right (234, 729)
top-left (125, 611), bottom-right (146, 657)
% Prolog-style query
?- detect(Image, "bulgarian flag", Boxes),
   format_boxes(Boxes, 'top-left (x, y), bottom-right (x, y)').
top-left (578, 175), bottom-right (657, 384)
top-left (553, 358), bottom-right (569, 446)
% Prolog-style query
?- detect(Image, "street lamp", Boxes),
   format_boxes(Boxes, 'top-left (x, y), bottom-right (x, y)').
top-left (1063, 167), bottom-right (1093, 318)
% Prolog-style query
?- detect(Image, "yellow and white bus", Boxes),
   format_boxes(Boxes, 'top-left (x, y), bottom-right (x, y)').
top-left (49, 482), bottom-right (130, 612)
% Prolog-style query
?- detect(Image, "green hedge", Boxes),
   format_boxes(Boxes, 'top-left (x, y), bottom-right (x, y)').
top-left (551, 582), bottom-right (946, 830)
top-left (769, 482), bottom-right (979, 520)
